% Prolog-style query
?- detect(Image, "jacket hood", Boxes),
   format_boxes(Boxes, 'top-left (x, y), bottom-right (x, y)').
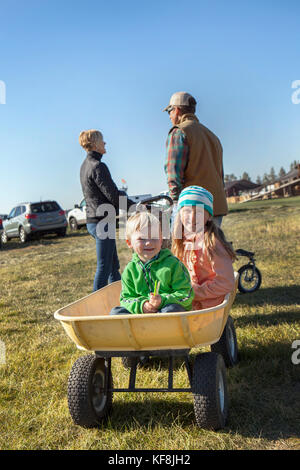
top-left (132, 248), bottom-right (173, 265)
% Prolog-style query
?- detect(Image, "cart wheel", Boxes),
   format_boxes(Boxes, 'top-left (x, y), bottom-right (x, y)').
top-left (67, 354), bottom-right (113, 428)
top-left (238, 265), bottom-right (262, 293)
top-left (192, 352), bottom-right (228, 430)
top-left (211, 316), bottom-right (238, 367)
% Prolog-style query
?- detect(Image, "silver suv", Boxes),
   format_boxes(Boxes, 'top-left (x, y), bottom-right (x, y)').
top-left (1, 201), bottom-right (67, 243)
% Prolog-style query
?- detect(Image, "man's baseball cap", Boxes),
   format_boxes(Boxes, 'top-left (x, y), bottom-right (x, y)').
top-left (163, 92), bottom-right (197, 112)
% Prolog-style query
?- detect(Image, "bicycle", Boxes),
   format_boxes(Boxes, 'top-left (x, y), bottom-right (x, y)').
top-left (235, 249), bottom-right (262, 294)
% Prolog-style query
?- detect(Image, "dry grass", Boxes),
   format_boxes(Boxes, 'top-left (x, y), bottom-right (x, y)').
top-left (0, 197), bottom-right (299, 450)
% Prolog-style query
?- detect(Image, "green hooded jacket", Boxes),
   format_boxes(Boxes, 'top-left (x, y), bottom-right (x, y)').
top-left (120, 249), bottom-right (194, 314)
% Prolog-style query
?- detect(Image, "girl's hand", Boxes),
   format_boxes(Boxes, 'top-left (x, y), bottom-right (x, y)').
top-left (143, 301), bottom-right (158, 313)
top-left (149, 293), bottom-right (162, 309)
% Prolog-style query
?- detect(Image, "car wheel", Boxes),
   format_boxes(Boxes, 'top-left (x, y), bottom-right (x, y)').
top-left (56, 228), bottom-right (67, 237)
top-left (19, 226), bottom-right (28, 243)
top-left (1, 231), bottom-right (8, 244)
top-left (69, 217), bottom-right (78, 231)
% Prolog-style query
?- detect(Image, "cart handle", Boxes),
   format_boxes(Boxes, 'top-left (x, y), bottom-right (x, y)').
top-left (136, 195), bottom-right (173, 213)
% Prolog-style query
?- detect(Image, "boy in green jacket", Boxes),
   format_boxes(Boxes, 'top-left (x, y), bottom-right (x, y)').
top-left (110, 211), bottom-right (194, 315)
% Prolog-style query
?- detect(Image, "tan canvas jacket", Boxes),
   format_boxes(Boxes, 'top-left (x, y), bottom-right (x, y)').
top-left (174, 114), bottom-right (228, 216)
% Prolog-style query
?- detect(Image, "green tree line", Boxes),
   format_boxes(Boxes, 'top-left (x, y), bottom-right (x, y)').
top-left (224, 160), bottom-right (300, 185)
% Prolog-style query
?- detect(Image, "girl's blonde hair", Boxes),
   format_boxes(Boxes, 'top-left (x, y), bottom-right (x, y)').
top-left (126, 211), bottom-right (161, 241)
top-left (79, 129), bottom-right (103, 151)
top-left (171, 210), bottom-right (236, 263)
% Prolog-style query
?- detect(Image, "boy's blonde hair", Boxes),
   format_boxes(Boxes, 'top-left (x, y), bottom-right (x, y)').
top-left (126, 211), bottom-right (161, 241)
top-left (79, 129), bottom-right (103, 151)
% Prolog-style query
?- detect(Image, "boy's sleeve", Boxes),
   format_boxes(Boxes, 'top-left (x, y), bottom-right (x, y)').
top-left (192, 241), bottom-right (235, 302)
top-left (159, 260), bottom-right (194, 311)
top-left (120, 266), bottom-right (148, 314)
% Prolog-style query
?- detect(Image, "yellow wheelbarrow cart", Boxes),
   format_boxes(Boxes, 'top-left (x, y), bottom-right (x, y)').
top-left (54, 272), bottom-right (239, 430)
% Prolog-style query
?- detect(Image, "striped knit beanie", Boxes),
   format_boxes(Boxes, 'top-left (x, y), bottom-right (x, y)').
top-left (178, 186), bottom-right (214, 216)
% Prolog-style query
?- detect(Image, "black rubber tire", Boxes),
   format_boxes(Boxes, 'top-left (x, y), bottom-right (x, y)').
top-left (238, 265), bottom-right (262, 293)
top-left (19, 226), bottom-right (28, 243)
top-left (56, 228), bottom-right (67, 237)
top-left (192, 352), bottom-right (228, 430)
top-left (67, 354), bottom-right (113, 428)
top-left (1, 231), bottom-right (8, 244)
top-left (211, 316), bottom-right (239, 368)
top-left (69, 217), bottom-right (78, 231)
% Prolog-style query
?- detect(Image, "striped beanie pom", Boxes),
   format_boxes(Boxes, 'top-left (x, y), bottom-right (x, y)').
top-left (178, 186), bottom-right (214, 216)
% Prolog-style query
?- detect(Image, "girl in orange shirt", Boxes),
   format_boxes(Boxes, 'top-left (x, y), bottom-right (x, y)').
top-left (172, 186), bottom-right (236, 310)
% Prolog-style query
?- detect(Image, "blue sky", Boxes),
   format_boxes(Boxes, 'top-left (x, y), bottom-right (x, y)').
top-left (0, 0), bottom-right (299, 213)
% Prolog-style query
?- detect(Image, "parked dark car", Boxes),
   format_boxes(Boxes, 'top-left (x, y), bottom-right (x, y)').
top-left (1, 201), bottom-right (67, 243)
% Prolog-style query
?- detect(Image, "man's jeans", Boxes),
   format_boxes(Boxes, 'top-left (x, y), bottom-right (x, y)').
top-left (87, 222), bottom-right (121, 291)
top-left (110, 303), bottom-right (185, 315)
top-left (212, 215), bottom-right (223, 227)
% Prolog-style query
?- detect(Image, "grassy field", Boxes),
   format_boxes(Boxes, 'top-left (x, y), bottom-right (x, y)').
top-left (0, 197), bottom-right (299, 450)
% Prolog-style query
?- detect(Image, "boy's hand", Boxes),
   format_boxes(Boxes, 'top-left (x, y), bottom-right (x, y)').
top-left (142, 301), bottom-right (158, 313)
top-left (149, 294), bottom-right (162, 310)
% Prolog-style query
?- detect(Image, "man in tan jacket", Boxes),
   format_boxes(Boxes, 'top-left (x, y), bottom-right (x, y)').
top-left (163, 91), bottom-right (228, 226)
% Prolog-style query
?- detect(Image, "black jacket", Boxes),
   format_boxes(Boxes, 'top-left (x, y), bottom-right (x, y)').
top-left (80, 151), bottom-right (135, 223)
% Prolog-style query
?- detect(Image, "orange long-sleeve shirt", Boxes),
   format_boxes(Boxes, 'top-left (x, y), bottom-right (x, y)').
top-left (182, 234), bottom-right (235, 310)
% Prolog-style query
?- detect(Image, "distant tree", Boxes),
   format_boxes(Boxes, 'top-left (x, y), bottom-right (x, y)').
top-left (278, 167), bottom-right (286, 179)
top-left (242, 172), bottom-right (251, 181)
top-left (263, 173), bottom-right (270, 185)
top-left (256, 175), bottom-right (262, 185)
top-left (269, 167), bottom-right (277, 183)
top-left (224, 174), bottom-right (237, 182)
top-left (290, 160), bottom-right (300, 171)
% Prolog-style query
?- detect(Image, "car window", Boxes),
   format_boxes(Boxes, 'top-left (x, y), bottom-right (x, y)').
top-left (30, 202), bottom-right (60, 213)
top-left (80, 200), bottom-right (86, 208)
top-left (15, 207), bottom-right (21, 217)
top-left (21, 206), bottom-right (26, 214)
top-left (8, 208), bottom-right (16, 218)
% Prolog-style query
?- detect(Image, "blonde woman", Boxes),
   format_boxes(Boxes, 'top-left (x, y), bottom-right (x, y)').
top-left (79, 129), bottom-right (135, 291)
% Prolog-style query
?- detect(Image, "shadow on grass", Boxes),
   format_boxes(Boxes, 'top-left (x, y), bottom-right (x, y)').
top-left (107, 349), bottom-right (300, 441)
top-left (235, 309), bottom-right (300, 329)
top-left (235, 285), bottom-right (300, 307)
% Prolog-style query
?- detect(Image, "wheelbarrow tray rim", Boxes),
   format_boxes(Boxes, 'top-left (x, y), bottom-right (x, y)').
top-left (54, 292), bottom-right (230, 322)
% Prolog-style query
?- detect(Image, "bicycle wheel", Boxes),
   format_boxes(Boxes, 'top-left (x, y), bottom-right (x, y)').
top-left (238, 265), bottom-right (262, 293)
